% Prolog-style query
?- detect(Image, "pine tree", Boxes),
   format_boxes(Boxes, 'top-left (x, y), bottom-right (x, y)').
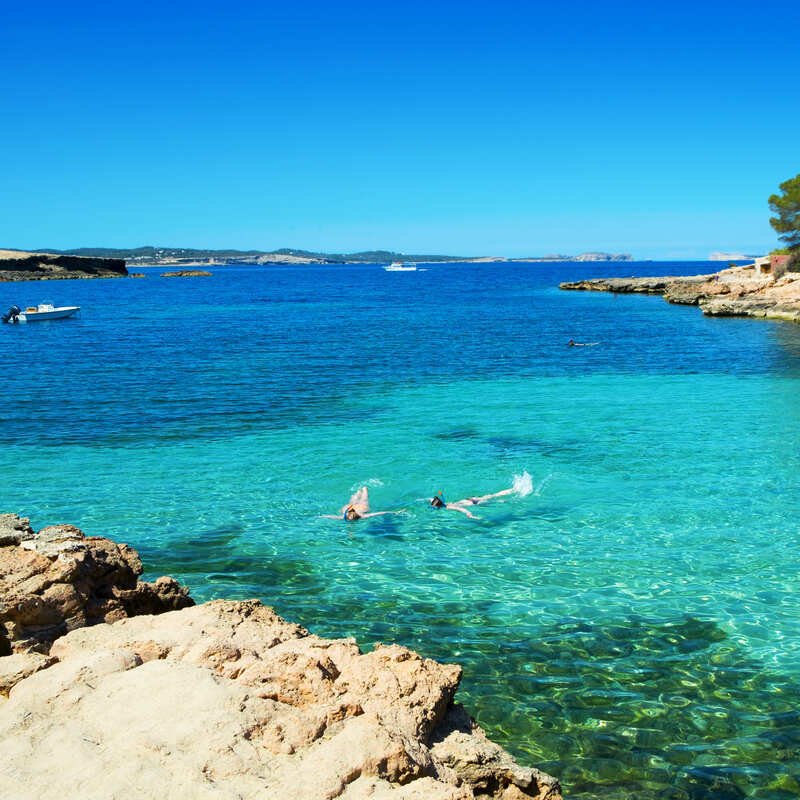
top-left (769, 174), bottom-right (800, 251)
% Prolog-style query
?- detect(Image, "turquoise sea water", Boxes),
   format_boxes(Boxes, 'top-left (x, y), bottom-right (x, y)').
top-left (3, 262), bottom-right (800, 799)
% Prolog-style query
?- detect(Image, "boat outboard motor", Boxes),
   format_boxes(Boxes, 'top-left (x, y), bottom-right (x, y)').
top-left (1, 305), bottom-right (21, 324)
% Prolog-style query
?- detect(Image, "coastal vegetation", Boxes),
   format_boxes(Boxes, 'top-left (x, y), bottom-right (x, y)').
top-left (769, 173), bottom-right (800, 269)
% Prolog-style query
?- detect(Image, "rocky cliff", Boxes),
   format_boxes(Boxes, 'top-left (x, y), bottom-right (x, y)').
top-left (0, 514), bottom-right (193, 658)
top-left (0, 249), bottom-right (128, 281)
top-left (0, 516), bottom-right (562, 800)
top-left (560, 265), bottom-right (800, 322)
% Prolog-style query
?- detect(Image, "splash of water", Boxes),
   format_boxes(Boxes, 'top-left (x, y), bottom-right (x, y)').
top-left (512, 471), bottom-right (533, 497)
top-left (350, 477), bottom-right (385, 491)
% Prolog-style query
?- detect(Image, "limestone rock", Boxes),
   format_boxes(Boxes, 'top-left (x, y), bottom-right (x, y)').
top-left (0, 516), bottom-right (193, 654)
top-left (0, 651), bottom-right (56, 696)
top-left (0, 514), bottom-right (34, 547)
top-left (0, 599), bottom-right (561, 799)
top-left (662, 279), bottom-right (722, 305)
top-left (560, 266), bottom-right (800, 324)
top-left (431, 705), bottom-right (561, 800)
top-left (559, 276), bottom-right (687, 295)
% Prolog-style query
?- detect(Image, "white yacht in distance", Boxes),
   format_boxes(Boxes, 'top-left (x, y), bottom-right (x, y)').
top-left (384, 261), bottom-right (417, 272)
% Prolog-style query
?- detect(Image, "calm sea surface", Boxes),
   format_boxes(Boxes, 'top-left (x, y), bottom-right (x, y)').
top-left (3, 261), bottom-right (800, 799)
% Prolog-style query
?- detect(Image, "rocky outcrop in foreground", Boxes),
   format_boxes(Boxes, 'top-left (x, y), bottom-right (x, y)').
top-left (561, 265), bottom-right (800, 322)
top-left (0, 514), bottom-right (193, 658)
top-left (0, 517), bottom-right (561, 800)
top-left (0, 249), bottom-right (128, 281)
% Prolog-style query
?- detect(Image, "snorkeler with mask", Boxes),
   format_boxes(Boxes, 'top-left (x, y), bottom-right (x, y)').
top-left (322, 486), bottom-right (405, 521)
top-left (429, 482), bottom-right (523, 520)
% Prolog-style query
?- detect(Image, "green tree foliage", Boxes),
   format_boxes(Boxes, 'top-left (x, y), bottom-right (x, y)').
top-left (769, 173), bottom-right (800, 250)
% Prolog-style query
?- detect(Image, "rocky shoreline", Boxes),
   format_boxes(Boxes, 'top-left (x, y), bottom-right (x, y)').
top-left (560, 264), bottom-right (800, 322)
top-left (0, 250), bottom-right (128, 281)
top-left (0, 515), bottom-right (561, 799)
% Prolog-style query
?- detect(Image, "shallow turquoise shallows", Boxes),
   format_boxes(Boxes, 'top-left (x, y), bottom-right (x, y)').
top-left (3, 262), bottom-right (800, 799)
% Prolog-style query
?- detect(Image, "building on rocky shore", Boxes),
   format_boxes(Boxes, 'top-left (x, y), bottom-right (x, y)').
top-left (754, 254), bottom-right (791, 278)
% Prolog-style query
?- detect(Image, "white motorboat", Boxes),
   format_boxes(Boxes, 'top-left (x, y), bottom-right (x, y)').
top-left (17, 304), bottom-right (80, 322)
top-left (384, 261), bottom-right (417, 272)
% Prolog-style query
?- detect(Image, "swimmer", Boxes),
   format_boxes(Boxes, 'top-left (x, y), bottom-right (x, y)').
top-left (322, 486), bottom-right (405, 521)
top-left (429, 486), bottom-right (518, 520)
top-left (568, 339), bottom-right (599, 347)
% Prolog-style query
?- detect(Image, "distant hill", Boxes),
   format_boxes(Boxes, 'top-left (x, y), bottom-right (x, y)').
top-left (511, 252), bottom-right (633, 263)
top-left (267, 248), bottom-right (465, 263)
top-left (18, 246), bottom-right (634, 266)
top-left (31, 247), bottom-right (468, 265)
top-left (33, 246), bottom-right (277, 261)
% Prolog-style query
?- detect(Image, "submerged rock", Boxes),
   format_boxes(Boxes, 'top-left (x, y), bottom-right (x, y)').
top-left (0, 516), bottom-right (561, 800)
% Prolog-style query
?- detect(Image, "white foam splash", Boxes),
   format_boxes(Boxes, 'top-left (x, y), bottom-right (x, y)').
top-left (350, 478), bottom-right (384, 491)
top-left (512, 471), bottom-right (533, 497)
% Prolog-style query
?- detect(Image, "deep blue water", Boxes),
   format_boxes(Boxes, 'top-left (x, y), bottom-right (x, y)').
top-left (3, 261), bottom-right (800, 799)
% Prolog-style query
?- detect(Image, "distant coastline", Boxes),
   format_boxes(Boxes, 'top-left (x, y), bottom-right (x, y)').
top-left (11, 245), bottom-right (634, 268)
top-left (0, 246), bottom-right (639, 282)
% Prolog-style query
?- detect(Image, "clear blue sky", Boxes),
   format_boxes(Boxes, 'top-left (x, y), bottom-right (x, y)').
top-left (1, 0), bottom-right (798, 258)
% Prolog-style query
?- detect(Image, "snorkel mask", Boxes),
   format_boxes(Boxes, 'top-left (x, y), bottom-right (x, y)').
top-left (431, 491), bottom-right (445, 508)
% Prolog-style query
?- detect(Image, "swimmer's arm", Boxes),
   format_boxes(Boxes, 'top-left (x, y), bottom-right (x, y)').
top-left (320, 514), bottom-right (342, 519)
top-left (446, 505), bottom-right (480, 519)
top-left (457, 489), bottom-right (515, 505)
top-left (361, 509), bottom-right (407, 518)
